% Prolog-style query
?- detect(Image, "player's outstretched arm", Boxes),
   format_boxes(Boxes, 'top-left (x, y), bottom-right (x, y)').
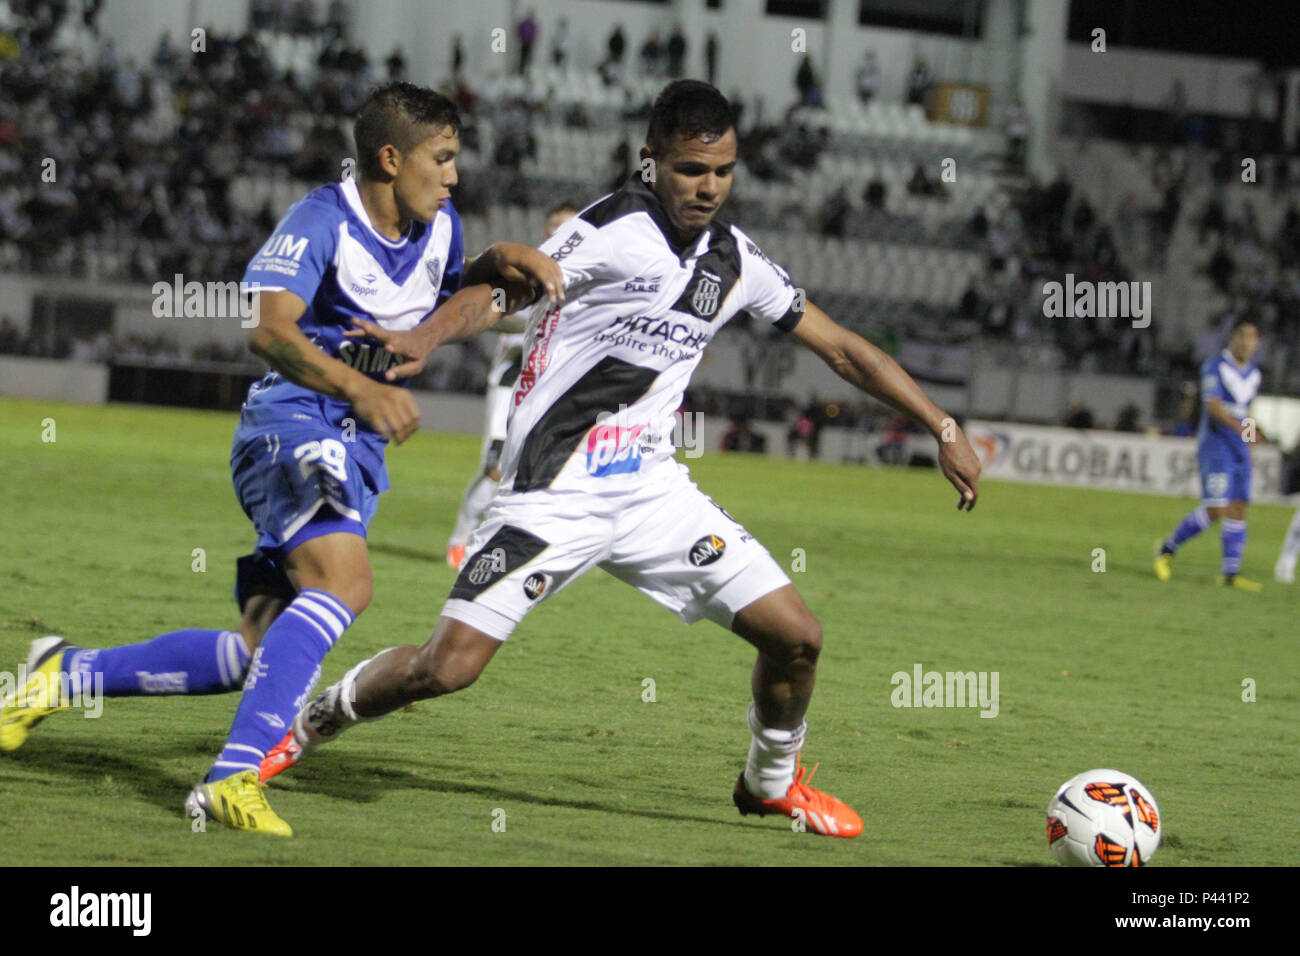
top-left (791, 300), bottom-right (980, 510)
top-left (248, 290), bottom-right (419, 443)
top-left (463, 241), bottom-right (566, 303)
top-left (348, 279), bottom-right (540, 381)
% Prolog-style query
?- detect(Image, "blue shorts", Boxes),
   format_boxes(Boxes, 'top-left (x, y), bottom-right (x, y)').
top-left (230, 416), bottom-right (381, 559)
top-left (1198, 451), bottom-right (1250, 507)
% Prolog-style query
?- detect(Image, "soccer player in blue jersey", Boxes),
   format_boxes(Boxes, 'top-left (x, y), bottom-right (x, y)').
top-left (0, 83), bottom-right (561, 835)
top-left (1155, 320), bottom-right (1265, 590)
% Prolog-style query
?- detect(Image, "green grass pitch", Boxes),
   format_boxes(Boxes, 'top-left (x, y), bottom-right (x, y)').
top-left (1, 398), bottom-right (1296, 865)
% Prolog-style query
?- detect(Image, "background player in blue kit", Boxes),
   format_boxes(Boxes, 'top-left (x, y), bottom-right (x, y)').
top-left (1155, 320), bottom-right (1265, 591)
top-left (0, 83), bottom-right (561, 835)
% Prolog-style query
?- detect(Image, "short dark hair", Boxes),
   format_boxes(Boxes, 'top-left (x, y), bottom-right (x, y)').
top-left (1229, 318), bottom-right (1259, 335)
top-left (546, 198), bottom-right (579, 218)
top-left (354, 82), bottom-right (460, 180)
top-left (645, 80), bottom-right (733, 155)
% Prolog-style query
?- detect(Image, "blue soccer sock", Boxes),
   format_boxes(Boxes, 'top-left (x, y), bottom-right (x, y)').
top-left (62, 630), bottom-right (250, 697)
top-left (1221, 518), bottom-right (1247, 576)
top-left (1163, 506), bottom-right (1210, 554)
top-left (207, 589), bottom-right (354, 782)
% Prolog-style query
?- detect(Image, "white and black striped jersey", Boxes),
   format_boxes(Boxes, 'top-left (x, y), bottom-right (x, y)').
top-left (500, 174), bottom-right (803, 496)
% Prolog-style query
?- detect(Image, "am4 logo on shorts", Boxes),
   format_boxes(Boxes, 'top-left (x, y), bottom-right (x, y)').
top-left (586, 423), bottom-right (648, 476)
top-left (522, 572), bottom-right (549, 601)
top-left (688, 534), bottom-right (726, 567)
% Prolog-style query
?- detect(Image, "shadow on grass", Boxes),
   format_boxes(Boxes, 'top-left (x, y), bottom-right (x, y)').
top-left (0, 735), bottom-right (213, 816)
top-left (1, 738), bottom-right (766, 835)
top-left (272, 751), bottom-right (759, 832)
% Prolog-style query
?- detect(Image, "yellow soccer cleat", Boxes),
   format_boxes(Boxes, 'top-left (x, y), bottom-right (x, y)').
top-left (0, 637), bottom-right (73, 752)
top-left (1218, 574), bottom-right (1262, 593)
top-left (185, 770), bottom-right (293, 837)
top-left (1153, 551), bottom-right (1173, 582)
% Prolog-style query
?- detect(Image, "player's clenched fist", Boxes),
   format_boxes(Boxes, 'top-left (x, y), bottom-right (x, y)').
top-left (350, 380), bottom-right (420, 444)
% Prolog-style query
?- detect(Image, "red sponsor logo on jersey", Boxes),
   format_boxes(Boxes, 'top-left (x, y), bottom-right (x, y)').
top-left (515, 309), bottom-right (561, 406)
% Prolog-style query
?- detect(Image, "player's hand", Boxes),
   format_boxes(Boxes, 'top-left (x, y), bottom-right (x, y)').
top-left (936, 427), bottom-right (980, 511)
top-left (489, 242), bottom-right (565, 304)
top-left (350, 378), bottom-right (420, 444)
top-left (344, 318), bottom-right (435, 381)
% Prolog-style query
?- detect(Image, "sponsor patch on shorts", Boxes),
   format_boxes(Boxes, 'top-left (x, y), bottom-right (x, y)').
top-left (688, 534), bottom-right (726, 567)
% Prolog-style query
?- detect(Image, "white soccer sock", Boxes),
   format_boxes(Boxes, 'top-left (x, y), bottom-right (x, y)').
top-left (449, 474), bottom-right (500, 546)
top-left (1281, 508), bottom-right (1300, 567)
top-left (743, 702), bottom-right (807, 799)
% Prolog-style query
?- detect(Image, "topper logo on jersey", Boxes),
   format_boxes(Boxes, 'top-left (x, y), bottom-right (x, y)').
top-left (586, 421), bottom-right (649, 476)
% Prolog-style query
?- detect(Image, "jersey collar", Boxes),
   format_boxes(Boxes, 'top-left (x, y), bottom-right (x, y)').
top-left (341, 178), bottom-right (412, 248)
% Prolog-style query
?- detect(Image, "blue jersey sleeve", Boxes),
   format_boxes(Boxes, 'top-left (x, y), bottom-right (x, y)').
top-left (243, 196), bottom-right (341, 304)
top-left (1201, 360), bottom-right (1227, 403)
top-left (439, 203), bottom-right (465, 306)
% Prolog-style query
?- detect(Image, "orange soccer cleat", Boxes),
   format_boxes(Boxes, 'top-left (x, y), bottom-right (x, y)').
top-left (446, 544), bottom-right (466, 569)
top-left (732, 757), bottom-right (863, 838)
top-left (259, 730), bottom-right (304, 783)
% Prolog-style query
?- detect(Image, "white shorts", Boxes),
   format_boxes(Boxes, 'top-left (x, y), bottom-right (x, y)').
top-left (443, 468), bottom-right (792, 640)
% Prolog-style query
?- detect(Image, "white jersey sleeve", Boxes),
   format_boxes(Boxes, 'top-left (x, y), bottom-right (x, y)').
top-left (537, 218), bottom-right (616, 294)
top-left (733, 227), bottom-right (804, 332)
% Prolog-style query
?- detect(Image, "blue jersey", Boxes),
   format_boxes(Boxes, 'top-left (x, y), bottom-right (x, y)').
top-left (240, 178), bottom-right (464, 492)
top-left (1198, 349), bottom-right (1260, 464)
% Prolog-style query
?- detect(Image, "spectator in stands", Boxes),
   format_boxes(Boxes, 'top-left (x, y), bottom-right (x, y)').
top-left (452, 33), bottom-right (464, 79)
top-left (907, 162), bottom-right (945, 199)
top-left (1064, 400), bottom-right (1095, 430)
top-left (1198, 196), bottom-right (1227, 246)
top-left (1171, 387), bottom-right (1198, 437)
top-left (876, 413), bottom-right (914, 465)
top-left (958, 277), bottom-right (983, 321)
top-left (666, 25), bottom-right (687, 79)
top-left (1004, 98), bottom-right (1028, 168)
top-left (551, 18), bottom-right (569, 68)
top-left (819, 186), bottom-right (849, 238)
top-left (795, 55), bottom-right (822, 108)
top-left (385, 46), bottom-right (406, 81)
top-left (609, 137), bottom-right (633, 193)
top-left (1115, 403), bottom-right (1140, 433)
top-left (516, 10), bottom-right (538, 76)
top-left (1206, 239), bottom-right (1236, 294)
top-left (639, 32), bottom-right (663, 77)
top-left (906, 58), bottom-right (932, 108)
top-left (721, 416), bottom-right (766, 454)
top-left (705, 32), bottom-right (718, 85)
top-left (855, 49), bottom-right (878, 105)
top-left (607, 25), bottom-right (626, 66)
top-left (864, 176), bottom-right (886, 212)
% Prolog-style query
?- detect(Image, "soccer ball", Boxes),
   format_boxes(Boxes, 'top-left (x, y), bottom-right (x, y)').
top-left (1045, 769), bottom-right (1161, 866)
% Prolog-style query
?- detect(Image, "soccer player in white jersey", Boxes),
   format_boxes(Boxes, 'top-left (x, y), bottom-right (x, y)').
top-left (261, 80), bottom-right (982, 838)
top-left (446, 199), bottom-right (580, 569)
top-left (0, 83), bottom-right (561, 836)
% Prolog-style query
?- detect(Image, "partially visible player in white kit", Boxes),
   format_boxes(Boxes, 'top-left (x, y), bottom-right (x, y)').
top-left (261, 80), bottom-right (983, 838)
top-left (1276, 509), bottom-right (1300, 582)
top-left (446, 200), bottom-right (580, 569)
